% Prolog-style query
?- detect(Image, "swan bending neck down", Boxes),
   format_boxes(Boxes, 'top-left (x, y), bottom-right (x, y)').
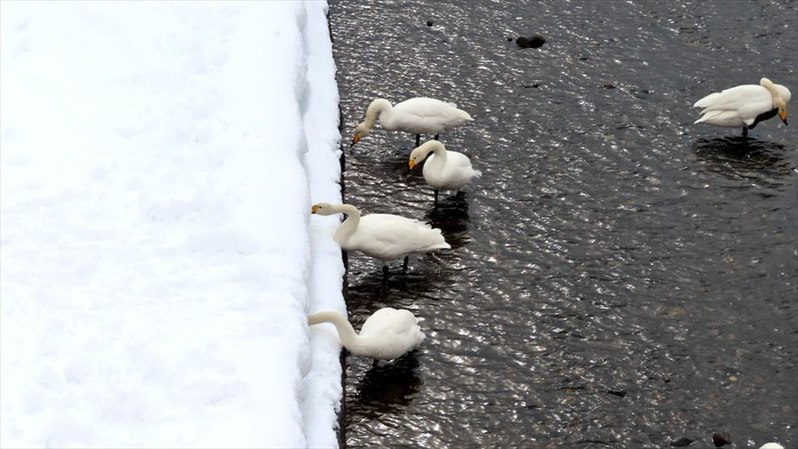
top-left (311, 202), bottom-right (450, 273)
top-left (693, 77), bottom-right (791, 137)
top-left (351, 97), bottom-right (473, 147)
top-left (307, 309), bottom-right (425, 360)
top-left (409, 140), bottom-right (481, 204)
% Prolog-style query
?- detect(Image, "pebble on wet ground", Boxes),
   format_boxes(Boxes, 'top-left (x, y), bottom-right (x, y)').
top-left (670, 437), bottom-right (694, 447)
top-left (712, 432), bottom-right (732, 447)
top-left (516, 33), bottom-right (546, 48)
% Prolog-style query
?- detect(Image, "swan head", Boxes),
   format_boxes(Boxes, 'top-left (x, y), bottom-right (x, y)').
top-left (775, 97), bottom-right (788, 125)
top-left (351, 123), bottom-right (371, 147)
top-left (408, 140), bottom-right (442, 170)
top-left (311, 202), bottom-right (334, 216)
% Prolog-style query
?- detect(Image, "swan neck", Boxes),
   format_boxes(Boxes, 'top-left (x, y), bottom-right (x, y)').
top-left (429, 141), bottom-right (447, 159)
top-left (761, 78), bottom-right (780, 103)
top-left (422, 141), bottom-right (447, 164)
top-left (333, 204), bottom-right (361, 242)
top-left (308, 311), bottom-right (361, 351)
top-left (366, 99), bottom-right (393, 127)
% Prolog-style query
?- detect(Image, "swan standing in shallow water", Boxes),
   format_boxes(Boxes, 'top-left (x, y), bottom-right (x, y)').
top-left (308, 308), bottom-right (425, 360)
top-left (693, 77), bottom-right (791, 137)
top-left (351, 97), bottom-right (473, 147)
top-left (311, 202), bottom-right (450, 274)
top-left (409, 140), bottom-right (481, 204)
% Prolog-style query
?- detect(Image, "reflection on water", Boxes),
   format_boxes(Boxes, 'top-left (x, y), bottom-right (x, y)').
top-left (692, 137), bottom-right (791, 182)
top-left (425, 191), bottom-right (471, 249)
top-left (346, 353), bottom-right (424, 424)
top-left (331, 0), bottom-right (798, 447)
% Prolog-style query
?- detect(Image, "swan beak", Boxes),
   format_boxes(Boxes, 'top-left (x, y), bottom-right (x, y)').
top-left (351, 133), bottom-right (361, 147)
top-left (779, 110), bottom-right (788, 125)
top-left (311, 204), bottom-right (320, 214)
top-left (408, 159), bottom-right (416, 170)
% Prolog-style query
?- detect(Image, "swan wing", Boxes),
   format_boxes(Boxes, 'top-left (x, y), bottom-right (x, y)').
top-left (352, 214), bottom-right (449, 260)
top-left (424, 151), bottom-right (479, 190)
top-left (360, 308), bottom-right (425, 352)
top-left (392, 97), bottom-right (473, 132)
top-left (694, 85), bottom-right (772, 112)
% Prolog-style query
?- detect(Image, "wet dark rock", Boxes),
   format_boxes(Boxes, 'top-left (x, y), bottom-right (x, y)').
top-left (670, 437), bottom-right (694, 447)
top-left (516, 34), bottom-right (546, 48)
top-left (604, 83), bottom-right (615, 89)
top-left (426, 20), bottom-right (434, 27)
top-left (712, 432), bottom-right (732, 447)
top-left (523, 83), bottom-right (540, 88)
top-left (606, 389), bottom-right (626, 397)
top-left (506, 36), bottom-right (513, 42)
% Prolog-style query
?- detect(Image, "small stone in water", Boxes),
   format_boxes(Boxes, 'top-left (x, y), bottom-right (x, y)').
top-left (426, 20), bottom-right (434, 27)
top-left (712, 432), bottom-right (732, 447)
top-left (606, 389), bottom-right (626, 397)
top-left (516, 34), bottom-right (546, 48)
top-left (670, 437), bottom-right (694, 447)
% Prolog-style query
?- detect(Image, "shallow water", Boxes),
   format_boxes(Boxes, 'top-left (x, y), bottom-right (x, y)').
top-left (328, 0), bottom-right (798, 447)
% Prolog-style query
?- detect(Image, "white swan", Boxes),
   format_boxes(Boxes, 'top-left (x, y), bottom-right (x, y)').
top-left (409, 140), bottom-right (481, 203)
top-left (694, 77), bottom-right (790, 136)
top-left (308, 308), bottom-right (425, 360)
top-left (311, 202), bottom-right (450, 272)
top-left (351, 97), bottom-right (473, 147)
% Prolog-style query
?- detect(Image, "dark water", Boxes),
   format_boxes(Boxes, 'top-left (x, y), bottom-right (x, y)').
top-left (328, 1), bottom-right (798, 447)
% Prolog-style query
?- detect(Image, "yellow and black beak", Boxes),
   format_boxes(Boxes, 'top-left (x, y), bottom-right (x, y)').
top-left (351, 133), bottom-right (361, 147)
top-left (779, 109), bottom-right (788, 126)
top-left (408, 159), bottom-right (417, 170)
top-left (311, 204), bottom-right (320, 214)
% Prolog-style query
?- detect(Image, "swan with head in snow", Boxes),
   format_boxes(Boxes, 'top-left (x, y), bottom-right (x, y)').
top-left (409, 140), bottom-right (481, 203)
top-left (693, 77), bottom-right (790, 136)
top-left (308, 308), bottom-right (425, 360)
top-left (311, 202), bottom-right (450, 273)
top-left (351, 97), bottom-right (473, 147)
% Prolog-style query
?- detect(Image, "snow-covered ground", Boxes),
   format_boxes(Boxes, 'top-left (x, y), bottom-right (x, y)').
top-left (1, 1), bottom-right (344, 447)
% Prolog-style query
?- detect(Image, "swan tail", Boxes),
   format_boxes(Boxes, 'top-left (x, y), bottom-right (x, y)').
top-left (693, 92), bottom-right (720, 109)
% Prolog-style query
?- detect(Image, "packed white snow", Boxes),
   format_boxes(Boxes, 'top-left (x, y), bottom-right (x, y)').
top-left (0, 1), bottom-right (344, 447)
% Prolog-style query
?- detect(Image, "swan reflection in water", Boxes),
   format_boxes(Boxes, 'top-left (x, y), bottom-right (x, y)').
top-left (345, 352), bottom-right (424, 424)
top-left (691, 136), bottom-right (792, 181)
top-left (426, 191), bottom-right (472, 250)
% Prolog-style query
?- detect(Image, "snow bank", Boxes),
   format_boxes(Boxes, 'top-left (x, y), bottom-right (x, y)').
top-left (1, 1), bottom-right (343, 447)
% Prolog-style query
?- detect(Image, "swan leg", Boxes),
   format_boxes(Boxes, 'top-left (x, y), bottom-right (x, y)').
top-left (742, 126), bottom-right (748, 138)
top-left (415, 134), bottom-right (421, 147)
top-left (434, 189), bottom-right (439, 205)
top-left (434, 134), bottom-right (439, 140)
top-left (403, 256), bottom-right (409, 271)
top-left (382, 265), bottom-right (389, 277)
